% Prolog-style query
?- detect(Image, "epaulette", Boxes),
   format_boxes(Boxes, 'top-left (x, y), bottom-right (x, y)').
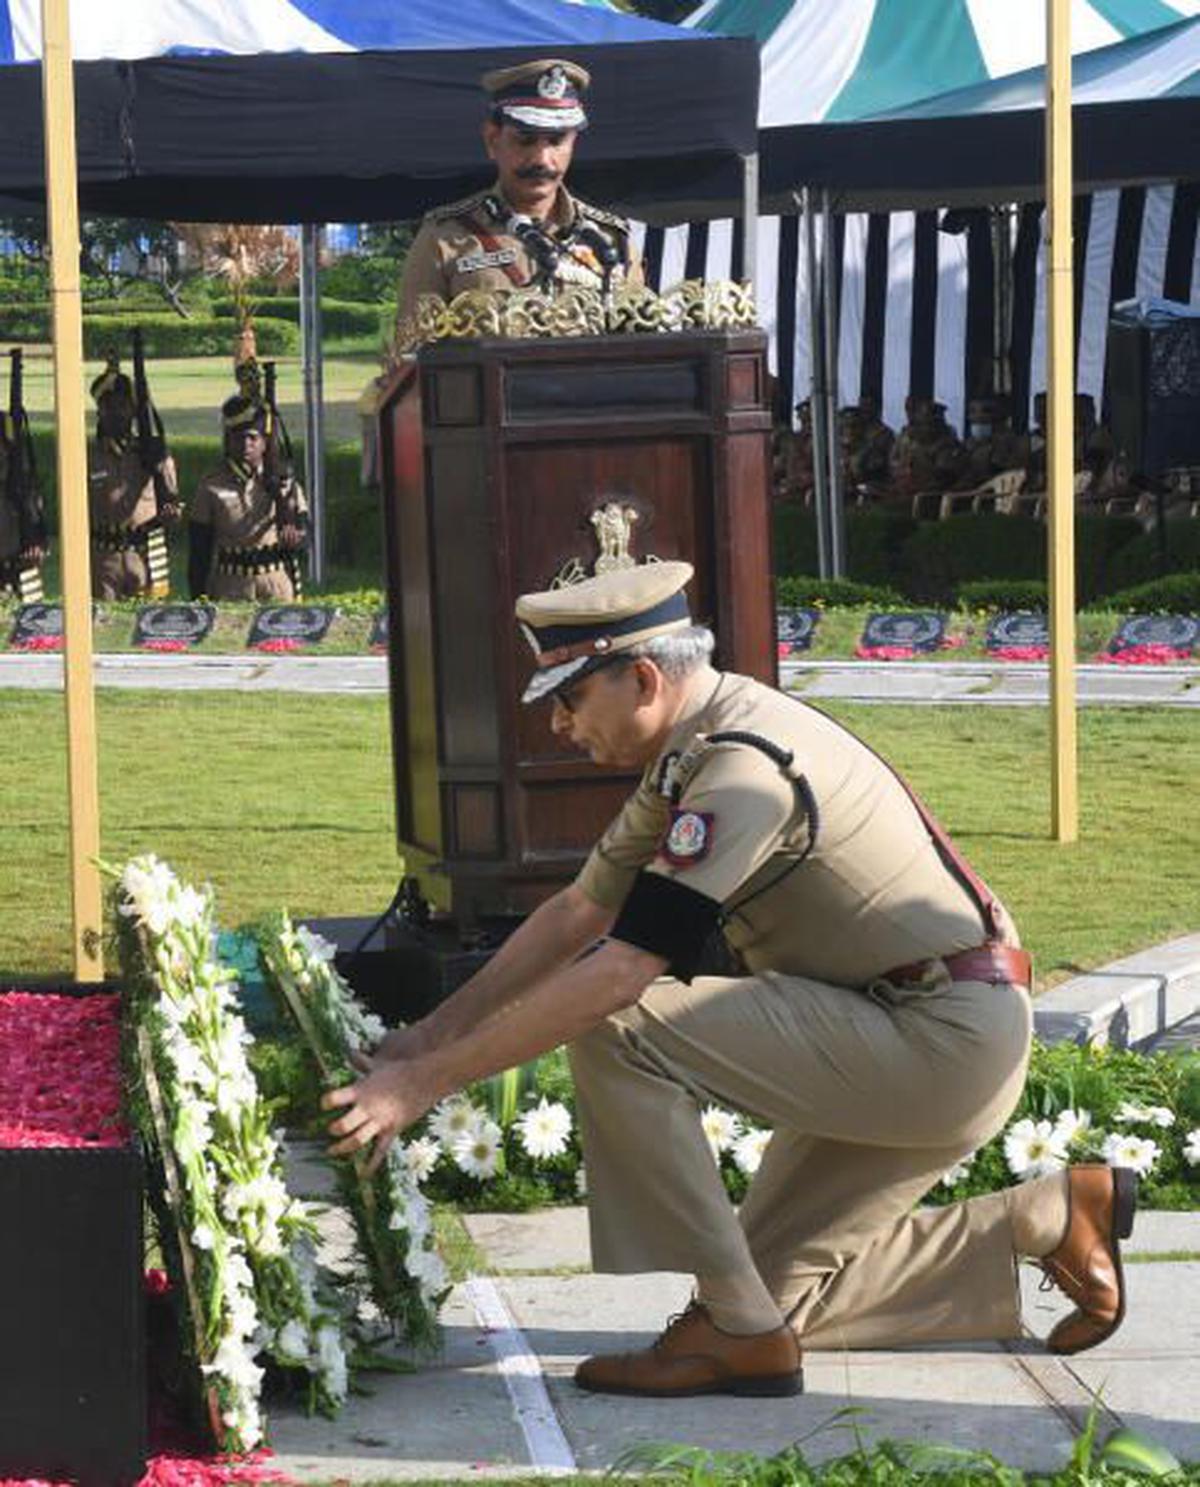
top-left (423, 189), bottom-right (494, 225)
top-left (576, 198), bottom-right (631, 236)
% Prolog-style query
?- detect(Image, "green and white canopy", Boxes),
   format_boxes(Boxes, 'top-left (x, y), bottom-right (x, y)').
top-left (690, 0), bottom-right (1200, 125)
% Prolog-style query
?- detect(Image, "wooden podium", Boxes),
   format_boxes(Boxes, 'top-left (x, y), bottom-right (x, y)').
top-left (378, 329), bottom-right (776, 924)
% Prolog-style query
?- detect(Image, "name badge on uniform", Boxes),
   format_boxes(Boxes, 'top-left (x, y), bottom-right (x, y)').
top-left (455, 247), bottom-right (519, 275)
top-left (660, 808), bottom-right (714, 868)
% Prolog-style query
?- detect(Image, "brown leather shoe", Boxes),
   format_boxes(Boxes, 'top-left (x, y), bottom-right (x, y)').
top-left (1041, 1164), bottom-right (1137, 1355)
top-left (574, 1301), bottom-right (803, 1398)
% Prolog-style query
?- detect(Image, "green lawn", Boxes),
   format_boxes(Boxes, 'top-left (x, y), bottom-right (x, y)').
top-left (0, 694), bottom-right (1193, 984)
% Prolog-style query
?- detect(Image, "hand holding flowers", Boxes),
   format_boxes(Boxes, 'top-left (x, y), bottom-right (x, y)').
top-left (323, 1058), bottom-right (440, 1175)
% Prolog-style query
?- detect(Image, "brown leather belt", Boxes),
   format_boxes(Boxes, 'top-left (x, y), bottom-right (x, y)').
top-left (886, 943), bottom-right (1032, 990)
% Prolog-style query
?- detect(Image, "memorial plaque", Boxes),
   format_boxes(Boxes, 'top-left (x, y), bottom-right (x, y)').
top-left (1111, 614), bottom-right (1199, 654)
top-left (247, 604), bottom-right (334, 647)
top-left (133, 602), bottom-right (215, 648)
top-left (776, 607), bottom-right (819, 654)
top-left (10, 602), bottom-right (63, 647)
top-left (369, 610), bottom-right (389, 650)
top-left (861, 611), bottom-right (945, 652)
top-left (986, 611), bottom-right (1049, 651)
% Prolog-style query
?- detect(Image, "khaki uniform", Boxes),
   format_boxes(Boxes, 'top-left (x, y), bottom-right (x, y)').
top-left (88, 438), bottom-right (179, 600)
top-left (0, 436), bottom-right (46, 599)
top-left (190, 461), bottom-right (307, 602)
top-left (571, 668), bottom-right (1032, 1349)
top-left (398, 185), bottom-right (643, 320)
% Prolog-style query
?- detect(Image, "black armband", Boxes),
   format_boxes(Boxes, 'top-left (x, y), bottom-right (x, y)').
top-left (610, 870), bottom-right (722, 984)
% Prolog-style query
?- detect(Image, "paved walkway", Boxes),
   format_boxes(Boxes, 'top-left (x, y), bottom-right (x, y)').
top-left (2, 650), bottom-right (1199, 704)
top-left (268, 1195), bottom-right (1199, 1481)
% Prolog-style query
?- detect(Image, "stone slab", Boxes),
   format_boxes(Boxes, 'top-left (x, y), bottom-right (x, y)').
top-left (268, 1285), bottom-right (531, 1482)
top-left (463, 1208), bottom-right (591, 1274)
top-left (499, 1273), bottom-right (1077, 1473)
top-left (1033, 933), bottom-right (1200, 1050)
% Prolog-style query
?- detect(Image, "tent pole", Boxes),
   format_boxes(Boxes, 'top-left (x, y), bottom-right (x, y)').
top-left (41, 0), bottom-right (103, 979)
top-left (300, 222), bottom-right (326, 588)
top-left (1046, 0), bottom-right (1078, 843)
top-left (822, 188), bottom-right (846, 578)
top-left (802, 188), bottom-right (831, 578)
top-left (741, 151), bottom-right (758, 287)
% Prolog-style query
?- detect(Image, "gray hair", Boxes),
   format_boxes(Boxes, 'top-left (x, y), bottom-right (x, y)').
top-left (625, 625), bottom-right (715, 683)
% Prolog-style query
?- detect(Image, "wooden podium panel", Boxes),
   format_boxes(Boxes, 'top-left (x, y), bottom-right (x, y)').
top-left (379, 330), bottom-right (775, 920)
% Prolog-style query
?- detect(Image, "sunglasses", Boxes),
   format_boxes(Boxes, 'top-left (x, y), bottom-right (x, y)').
top-left (551, 655), bottom-right (630, 713)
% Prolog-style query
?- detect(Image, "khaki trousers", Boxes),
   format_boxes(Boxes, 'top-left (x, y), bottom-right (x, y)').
top-left (92, 545), bottom-right (151, 600)
top-left (210, 567), bottom-right (295, 603)
top-left (569, 968), bottom-right (1033, 1349)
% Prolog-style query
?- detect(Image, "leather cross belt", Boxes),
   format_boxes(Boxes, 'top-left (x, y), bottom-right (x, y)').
top-left (886, 943), bottom-right (1032, 990)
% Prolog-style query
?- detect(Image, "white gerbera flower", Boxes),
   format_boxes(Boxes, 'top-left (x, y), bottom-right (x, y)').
top-left (1052, 1108), bottom-right (1092, 1145)
top-left (452, 1118), bottom-right (503, 1179)
top-left (732, 1127), bottom-right (771, 1177)
top-left (1101, 1132), bottom-right (1160, 1175)
top-left (700, 1104), bottom-right (743, 1157)
top-left (575, 1165), bottom-right (588, 1197)
top-left (1114, 1101), bottom-right (1175, 1129)
top-left (429, 1094), bottom-right (486, 1147)
top-left (1003, 1118), bottom-right (1069, 1180)
top-left (516, 1097), bottom-right (573, 1160)
top-left (1185, 1129), bottom-right (1200, 1166)
top-left (402, 1135), bottom-right (441, 1184)
top-left (940, 1151), bottom-right (976, 1188)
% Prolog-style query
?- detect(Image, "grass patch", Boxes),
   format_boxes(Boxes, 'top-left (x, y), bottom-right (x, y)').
top-left (0, 695), bottom-right (1195, 984)
top-left (431, 1206), bottom-right (489, 1283)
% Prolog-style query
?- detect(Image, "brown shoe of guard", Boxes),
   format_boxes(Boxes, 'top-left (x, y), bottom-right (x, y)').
top-left (574, 1301), bottom-right (803, 1398)
top-left (1040, 1164), bottom-right (1138, 1355)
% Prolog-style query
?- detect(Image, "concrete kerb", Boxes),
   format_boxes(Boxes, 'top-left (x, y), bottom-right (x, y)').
top-left (1032, 933), bottom-right (1200, 1050)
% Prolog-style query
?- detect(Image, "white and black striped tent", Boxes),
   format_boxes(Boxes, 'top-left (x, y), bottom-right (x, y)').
top-left (638, 3), bottom-right (1200, 433)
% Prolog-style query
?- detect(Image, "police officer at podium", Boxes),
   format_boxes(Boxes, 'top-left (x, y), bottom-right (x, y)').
top-left (398, 58), bottom-right (642, 320)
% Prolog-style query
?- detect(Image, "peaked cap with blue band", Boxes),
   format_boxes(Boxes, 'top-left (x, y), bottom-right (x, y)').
top-left (515, 560), bottom-right (694, 704)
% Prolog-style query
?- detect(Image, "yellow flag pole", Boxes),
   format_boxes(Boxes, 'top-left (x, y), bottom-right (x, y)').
top-left (41, 0), bottom-right (104, 979)
top-left (1046, 0), bottom-right (1078, 842)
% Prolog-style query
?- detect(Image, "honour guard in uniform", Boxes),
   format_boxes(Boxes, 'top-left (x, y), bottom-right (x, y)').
top-left (326, 561), bottom-right (1136, 1397)
top-left (398, 58), bottom-right (642, 320)
top-left (188, 390), bottom-right (307, 601)
top-left (1, 348), bottom-right (48, 601)
top-left (87, 357), bottom-right (181, 600)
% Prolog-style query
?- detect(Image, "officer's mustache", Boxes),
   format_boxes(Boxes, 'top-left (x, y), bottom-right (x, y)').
top-left (515, 166), bottom-right (560, 182)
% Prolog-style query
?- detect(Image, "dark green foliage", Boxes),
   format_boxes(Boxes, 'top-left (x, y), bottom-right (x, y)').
top-left (1104, 523), bottom-right (1200, 595)
top-left (772, 507), bottom-right (914, 588)
top-left (776, 576), bottom-right (904, 609)
top-left (1105, 572), bottom-right (1200, 615)
top-left (957, 579), bottom-right (1049, 612)
top-left (0, 306), bottom-right (300, 355)
top-left (210, 296), bottom-right (388, 341)
top-left (320, 253), bottom-right (403, 304)
top-left (897, 515), bottom-right (1047, 604)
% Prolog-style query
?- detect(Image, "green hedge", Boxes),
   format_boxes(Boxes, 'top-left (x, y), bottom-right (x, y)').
top-left (0, 306), bottom-right (300, 356)
top-left (956, 578), bottom-right (1049, 612)
top-left (1102, 521), bottom-right (1200, 594)
top-left (773, 505), bottom-right (1155, 606)
top-left (211, 295), bottom-right (386, 340)
top-left (776, 576), bottom-right (903, 609)
top-left (1106, 572), bottom-right (1200, 614)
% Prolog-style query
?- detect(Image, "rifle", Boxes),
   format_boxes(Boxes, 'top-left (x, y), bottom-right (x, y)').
top-left (131, 329), bottom-right (173, 596)
top-left (5, 348), bottom-right (46, 601)
top-left (262, 361), bottom-right (304, 599)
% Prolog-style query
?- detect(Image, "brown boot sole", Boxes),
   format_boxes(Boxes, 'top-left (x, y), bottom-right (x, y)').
top-left (1051, 1165), bottom-right (1138, 1356)
top-left (576, 1368), bottom-right (805, 1398)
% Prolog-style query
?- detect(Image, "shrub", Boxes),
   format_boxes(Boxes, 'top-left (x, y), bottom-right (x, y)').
top-left (776, 576), bottom-right (903, 609)
top-left (211, 296), bottom-right (385, 341)
top-left (772, 506), bottom-right (915, 590)
top-left (897, 514), bottom-right (1047, 604)
top-left (84, 314), bottom-right (299, 358)
top-left (1102, 522), bottom-right (1200, 594)
top-left (320, 254), bottom-right (401, 304)
top-left (956, 578), bottom-right (1048, 612)
top-left (1105, 572), bottom-right (1200, 615)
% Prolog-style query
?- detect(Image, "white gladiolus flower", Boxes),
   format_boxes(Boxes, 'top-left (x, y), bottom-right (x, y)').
top-left (429, 1095), bottom-right (486, 1146)
top-left (407, 1243), bottom-right (449, 1298)
top-left (317, 1325), bottom-right (349, 1403)
top-left (204, 1334), bottom-right (264, 1394)
top-left (1101, 1132), bottom-right (1160, 1175)
top-left (119, 856), bottom-right (178, 936)
top-left (402, 1136), bottom-right (442, 1184)
top-left (275, 1319), bottom-right (309, 1362)
top-left (452, 1118), bottom-right (503, 1179)
top-left (700, 1105), bottom-right (743, 1157)
top-left (1114, 1101), bottom-right (1175, 1128)
top-left (516, 1098), bottom-right (573, 1160)
top-left (732, 1127), bottom-right (771, 1177)
top-left (1052, 1108), bottom-right (1092, 1145)
top-left (1184, 1129), bottom-right (1200, 1166)
top-left (939, 1151), bottom-right (976, 1188)
top-left (173, 883), bottom-right (209, 929)
top-left (1003, 1118), bottom-right (1070, 1180)
top-left (296, 924), bottom-right (339, 962)
top-left (191, 1222), bottom-right (216, 1250)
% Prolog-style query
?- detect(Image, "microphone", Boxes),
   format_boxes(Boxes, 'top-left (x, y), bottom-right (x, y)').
top-left (576, 223), bottom-right (621, 272)
top-left (508, 213), bottom-right (561, 283)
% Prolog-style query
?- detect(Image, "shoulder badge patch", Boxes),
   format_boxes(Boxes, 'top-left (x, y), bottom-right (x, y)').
top-left (660, 808), bottom-right (714, 867)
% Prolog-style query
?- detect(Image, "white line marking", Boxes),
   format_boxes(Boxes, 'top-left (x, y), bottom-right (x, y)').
top-left (464, 1275), bottom-right (577, 1475)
